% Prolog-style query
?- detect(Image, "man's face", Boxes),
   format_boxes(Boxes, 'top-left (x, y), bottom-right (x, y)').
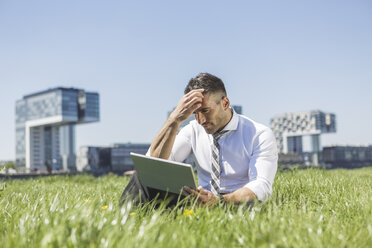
top-left (193, 93), bottom-right (229, 134)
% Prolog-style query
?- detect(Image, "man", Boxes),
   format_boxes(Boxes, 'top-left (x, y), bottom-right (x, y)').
top-left (120, 73), bottom-right (278, 206)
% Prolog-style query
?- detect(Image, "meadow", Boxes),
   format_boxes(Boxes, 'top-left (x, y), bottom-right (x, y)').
top-left (0, 167), bottom-right (371, 248)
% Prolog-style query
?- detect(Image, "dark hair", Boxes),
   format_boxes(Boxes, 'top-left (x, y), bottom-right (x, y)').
top-left (184, 73), bottom-right (227, 95)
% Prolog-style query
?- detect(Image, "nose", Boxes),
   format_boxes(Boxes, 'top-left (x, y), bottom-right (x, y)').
top-left (195, 112), bottom-right (206, 124)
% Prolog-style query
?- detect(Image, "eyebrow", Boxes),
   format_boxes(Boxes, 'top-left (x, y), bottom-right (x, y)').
top-left (193, 107), bottom-right (209, 114)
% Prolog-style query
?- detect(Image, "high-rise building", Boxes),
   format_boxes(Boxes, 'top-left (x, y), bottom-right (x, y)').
top-left (15, 87), bottom-right (99, 172)
top-left (270, 110), bottom-right (336, 165)
top-left (110, 143), bottom-right (150, 171)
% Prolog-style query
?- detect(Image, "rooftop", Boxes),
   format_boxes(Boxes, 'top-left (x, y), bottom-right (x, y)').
top-left (23, 87), bottom-right (98, 99)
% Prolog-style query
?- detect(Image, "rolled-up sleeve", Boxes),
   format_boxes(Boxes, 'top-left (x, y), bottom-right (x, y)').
top-left (244, 128), bottom-right (278, 202)
top-left (146, 124), bottom-right (193, 163)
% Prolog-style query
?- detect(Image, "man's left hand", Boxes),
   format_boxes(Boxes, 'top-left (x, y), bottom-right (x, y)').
top-left (183, 186), bottom-right (220, 207)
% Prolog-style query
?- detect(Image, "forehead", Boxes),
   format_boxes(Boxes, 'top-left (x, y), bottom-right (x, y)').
top-left (200, 93), bottom-right (221, 107)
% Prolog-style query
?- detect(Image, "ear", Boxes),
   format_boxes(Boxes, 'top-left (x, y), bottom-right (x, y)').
top-left (222, 96), bottom-right (230, 110)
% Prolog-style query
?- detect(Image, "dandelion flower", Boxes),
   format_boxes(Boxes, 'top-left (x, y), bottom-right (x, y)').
top-left (101, 205), bottom-right (108, 210)
top-left (130, 212), bottom-right (135, 216)
top-left (183, 209), bottom-right (194, 217)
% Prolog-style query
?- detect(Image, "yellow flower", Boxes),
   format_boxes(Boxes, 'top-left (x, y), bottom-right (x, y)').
top-left (85, 199), bottom-right (90, 204)
top-left (101, 205), bottom-right (108, 210)
top-left (129, 212), bottom-right (136, 216)
top-left (183, 209), bottom-right (194, 217)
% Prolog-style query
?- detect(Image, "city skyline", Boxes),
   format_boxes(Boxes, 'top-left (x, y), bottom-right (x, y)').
top-left (1, 0), bottom-right (372, 160)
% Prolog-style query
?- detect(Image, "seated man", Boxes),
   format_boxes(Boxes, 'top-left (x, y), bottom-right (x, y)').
top-left (120, 73), bottom-right (278, 206)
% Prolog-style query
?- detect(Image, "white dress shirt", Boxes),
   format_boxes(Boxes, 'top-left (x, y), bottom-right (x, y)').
top-left (164, 109), bottom-right (278, 202)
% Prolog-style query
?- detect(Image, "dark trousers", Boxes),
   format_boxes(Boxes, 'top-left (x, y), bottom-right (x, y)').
top-left (119, 172), bottom-right (187, 207)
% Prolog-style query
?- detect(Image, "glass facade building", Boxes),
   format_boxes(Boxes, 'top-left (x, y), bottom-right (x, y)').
top-left (15, 87), bottom-right (99, 172)
top-left (110, 143), bottom-right (150, 171)
top-left (323, 145), bottom-right (372, 168)
top-left (76, 146), bottom-right (111, 172)
top-left (270, 110), bottom-right (336, 165)
top-left (76, 143), bottom-right (150, 173)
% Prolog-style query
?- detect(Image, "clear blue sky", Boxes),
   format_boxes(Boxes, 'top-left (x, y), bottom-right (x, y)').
top-left (0, 0), bottom-right (371, 160)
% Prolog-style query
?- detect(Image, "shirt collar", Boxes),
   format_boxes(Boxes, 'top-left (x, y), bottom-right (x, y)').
top-left (221, 108), bottom-right (239, 132)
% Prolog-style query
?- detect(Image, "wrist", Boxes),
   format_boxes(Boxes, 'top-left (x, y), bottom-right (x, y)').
top-left (167, 115), bottom-right (182, 126)
top-left (168, 112), bottom-right (183, 124)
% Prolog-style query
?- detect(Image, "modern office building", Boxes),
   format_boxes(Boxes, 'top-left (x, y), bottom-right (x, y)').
top-left (76, 143), bottom-right (150, 173)
top-left (15, 87), bottom-right (99, 172)
top-left (76, 146), bottom-right (111, 172)
top-left (270, 110), bottom-right (336, 165)
top-left (322, 145), bottom-right (372, 168)
top-left (111, 143), bottom-right (150, 171)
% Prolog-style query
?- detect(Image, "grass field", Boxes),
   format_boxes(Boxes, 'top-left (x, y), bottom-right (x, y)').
top-left (1, 167), bottom-right (371, 248)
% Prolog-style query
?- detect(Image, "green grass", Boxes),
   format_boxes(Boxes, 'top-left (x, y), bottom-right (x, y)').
top-left (1, 168), bottom-right (371, 248)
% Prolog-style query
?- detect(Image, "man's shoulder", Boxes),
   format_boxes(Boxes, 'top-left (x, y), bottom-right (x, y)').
top-left (238, 115), bottom-right (277, 146)
top-left (238, 114), bottom-right (271, 133)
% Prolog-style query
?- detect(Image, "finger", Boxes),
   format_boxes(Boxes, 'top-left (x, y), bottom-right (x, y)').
top-left (184, 186), bottom-right (199, 196)
top-left (198, 187), bottom-right (207, 193)
top-left (198, 187), bottom-right (210, 195)
top-left (199, 188), bottom-right (209, 195)
top-left (189, 103), bottom-right (201, 113)
top-left (184, 91), bottom-right (204, 103)
top-left (197, 194), bottom-right (207, 202)
top-left (183, 186), bottom-right (192, 193)
top-left (184, 88), bottom-right (204, 98)
top-left (184, 96), bottom-right (203, 109)
top-left (182, 101), bottom-right (202, 117)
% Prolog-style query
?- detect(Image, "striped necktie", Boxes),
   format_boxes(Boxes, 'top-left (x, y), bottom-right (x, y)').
top-left (210, 130), bottom-right (229, 195)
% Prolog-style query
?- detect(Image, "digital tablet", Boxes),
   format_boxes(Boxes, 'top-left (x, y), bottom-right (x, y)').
top-left (130, 152), bottom-right (198, 194)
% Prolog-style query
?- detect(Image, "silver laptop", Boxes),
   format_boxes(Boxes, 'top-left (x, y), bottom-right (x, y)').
top-left (130, 152), bottom-right (198, 194)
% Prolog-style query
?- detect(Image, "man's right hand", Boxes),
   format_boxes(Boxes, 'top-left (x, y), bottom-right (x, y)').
top-left (169, 89), bottom-right (204, 123)
top-left (149, 89), bottom-right (204, 159)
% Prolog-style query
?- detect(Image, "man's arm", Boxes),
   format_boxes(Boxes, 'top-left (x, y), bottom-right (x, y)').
top-left (185, 186), bottom-right (256, 206)
top-left (243, 128), bottom-right (278, 202)
top-left (223, 129), bottom-right (278, 203)
top-left (185, 128), bottom-right (278, 205)
top-left (222, 187), bottom-right (256, 204)
top-left (149, 89), bottom-right (204, 159)
top-left (223, 128), bottom-right (278, 204)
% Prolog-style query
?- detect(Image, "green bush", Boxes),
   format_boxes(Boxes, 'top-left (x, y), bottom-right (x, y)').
top-left (0, 161), bottom-right (15, 171)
